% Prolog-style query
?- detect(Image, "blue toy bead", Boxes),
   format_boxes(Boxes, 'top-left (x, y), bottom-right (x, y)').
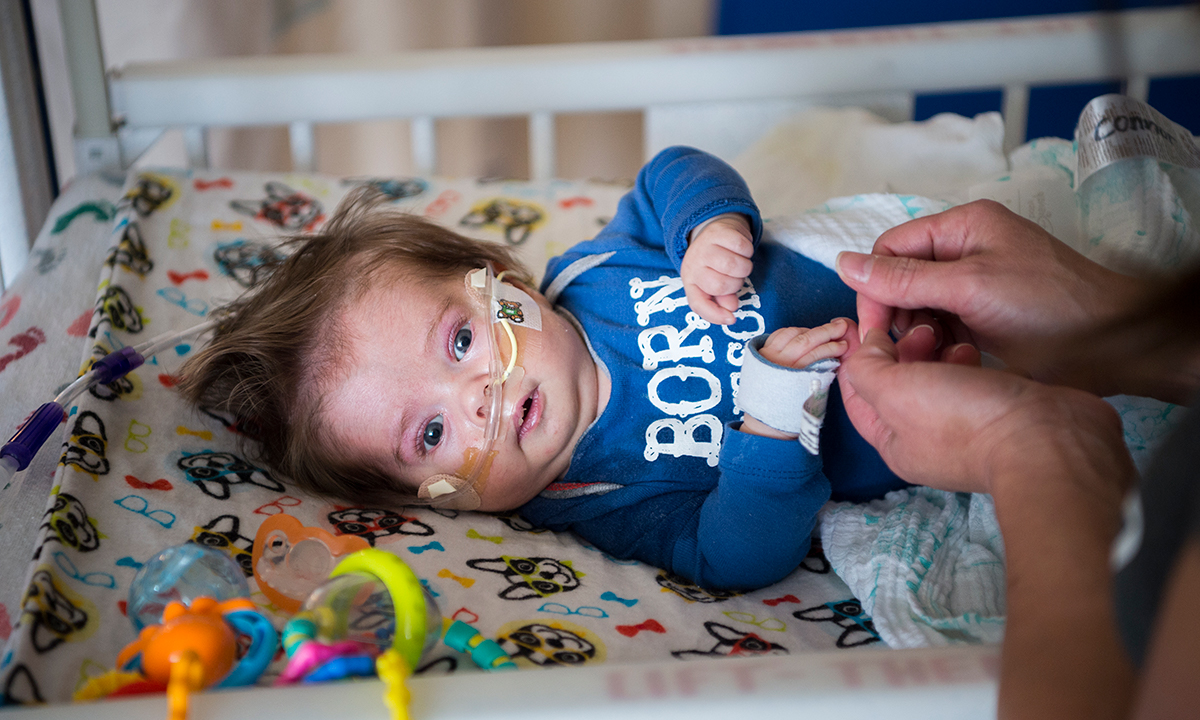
top-left (303, 655), bottom-right (377, 683)
top-left (219, 610), bottom-right (279, 688)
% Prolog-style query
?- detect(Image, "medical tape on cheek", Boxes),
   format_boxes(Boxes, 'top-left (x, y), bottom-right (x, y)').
top-left (417, 448), bottom-right (497, 510)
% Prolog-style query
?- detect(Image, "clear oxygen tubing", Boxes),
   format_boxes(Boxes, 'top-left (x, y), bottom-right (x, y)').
top-left (414, 264), bottom-right (540, 510)
top-left (0, 319), bottom-right (218, 492)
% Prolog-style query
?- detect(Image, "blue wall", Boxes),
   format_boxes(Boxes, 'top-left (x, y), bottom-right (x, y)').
top-left (717, 1), bottom-right (1200, 138)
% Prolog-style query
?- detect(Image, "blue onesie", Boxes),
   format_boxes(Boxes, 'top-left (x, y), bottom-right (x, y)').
top-left (519, 146), bottom-right (908, 590)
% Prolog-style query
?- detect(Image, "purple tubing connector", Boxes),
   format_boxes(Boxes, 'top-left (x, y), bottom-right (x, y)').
top-left (91, 346), bottom-right (144, 384)
top-left (2, 402), bottom-right (67, 471)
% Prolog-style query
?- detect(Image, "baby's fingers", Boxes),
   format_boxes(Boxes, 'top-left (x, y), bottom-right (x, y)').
top-left (761, 319), bottom-right (851, 368)
top-left (684, 283), bottom-right (735, 325)
top-left (790, 340), bottom-right (848, 368)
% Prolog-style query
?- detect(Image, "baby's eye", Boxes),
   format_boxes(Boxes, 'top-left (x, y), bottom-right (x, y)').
top-left (422, 415), bottom-right (444, 452)
top-left (452, 324), bottom-right (472, 361)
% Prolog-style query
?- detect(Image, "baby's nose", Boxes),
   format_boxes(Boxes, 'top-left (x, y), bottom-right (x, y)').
top-left (461, 377), bottom-right (493, 431)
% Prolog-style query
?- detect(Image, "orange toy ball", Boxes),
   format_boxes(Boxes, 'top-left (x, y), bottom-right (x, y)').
top-left (139, 612), bottom-right (237, 687)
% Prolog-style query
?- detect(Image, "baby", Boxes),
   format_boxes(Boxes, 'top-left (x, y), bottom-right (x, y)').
top-left (180, 146), bottom-right (908, 591)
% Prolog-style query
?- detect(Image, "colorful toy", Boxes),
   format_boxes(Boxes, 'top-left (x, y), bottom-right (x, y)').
top-left (75, 544), bottom-right (277, 720)
top-left (127, 543), bottom-right (250, 631)
top-left (279, 548), bottom-right (515, 720)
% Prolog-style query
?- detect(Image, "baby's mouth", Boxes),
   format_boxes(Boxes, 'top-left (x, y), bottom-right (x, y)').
top-left (516, 389), bottom-right (541, 440)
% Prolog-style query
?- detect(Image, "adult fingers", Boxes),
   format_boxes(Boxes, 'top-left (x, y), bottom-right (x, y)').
top-left (838, 250), bottom-right (970, 313)
top-left (942, 343), bottom-right (983, 366)
top-left (895, 323), bottom-right (940, 363)
top-left (939, 314), bottom-right (976, 348)
top-left (837, 328), bottom-right (901, 451)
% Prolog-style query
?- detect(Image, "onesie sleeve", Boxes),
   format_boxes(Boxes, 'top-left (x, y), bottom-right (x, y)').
top-left (542, 146), bottom-right (763, 286)
top-left (560, 428), bottom-right (831, 591)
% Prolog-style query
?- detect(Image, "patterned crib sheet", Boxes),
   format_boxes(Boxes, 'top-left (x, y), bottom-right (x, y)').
top-left (0, 169), bottom-right (879, 706)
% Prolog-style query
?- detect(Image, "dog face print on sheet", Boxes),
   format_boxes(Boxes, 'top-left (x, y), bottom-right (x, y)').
top-left (230, 181), bottom-right (324, 232)
top-left (670, 621), bottom-right (788, 660)
top-left (327, 508), bottom-right (434, 547)
top-left (496, 621), bottom-right (603, 667)
top-left (2, 665), bottom-right (45, 706)
top-left (793, 599), bottom-right (882, 649)
top-left (459, 198), bottom-right (544, 245)
top-left (343, 177), bottom-right (427, 201)
top-left (799, 538), bottom-right (832, 574)
top-left (38, 492), bottom-right (101, 555)
top-left (105, 220), bottom-right (153, 277)
top-left (191, 514), bottom-right (255, 577)
top-left (121, 173), bottom-right (177, 217)
top-left (655, 571), bottom-right (740, 603)
top-left (467, 556), bottom-right (582, 600)
top-left (89, 285), bottom-right (145, 338)
top-left (494, 513), bottom-right (548, 534)
top-left (60, 410), bottom-right (110, 478)
top-left (213, 240), bottom-right (285, 289)
top-left (20, 569), bottom-right (96, 653)
top-left (177, 451), bottom-right (284, 500)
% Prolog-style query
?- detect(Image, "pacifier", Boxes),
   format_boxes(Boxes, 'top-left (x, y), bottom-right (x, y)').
top-left (414, 263), bottom-right (542, 511)
top-left (251, 513), bottom-right (370, 613)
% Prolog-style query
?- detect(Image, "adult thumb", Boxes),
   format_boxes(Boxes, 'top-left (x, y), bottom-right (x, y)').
top-left (838, 328), bottom-right (899, 453)
top-left (837, 251), bottom-right (961, 312)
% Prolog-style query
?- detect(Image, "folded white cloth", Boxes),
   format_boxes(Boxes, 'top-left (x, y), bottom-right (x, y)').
top-left (819, 488), bottom-right (1007, 648)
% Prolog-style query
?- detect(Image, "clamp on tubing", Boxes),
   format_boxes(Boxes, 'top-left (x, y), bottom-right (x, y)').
top-left (2, 403), bottom-right (67, 471)
top-left (1, 346), bottom-right (146, 471)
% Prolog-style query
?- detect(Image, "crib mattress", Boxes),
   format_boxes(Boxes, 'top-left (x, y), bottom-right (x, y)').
top-left (0, 168), bottom-right (879, 706)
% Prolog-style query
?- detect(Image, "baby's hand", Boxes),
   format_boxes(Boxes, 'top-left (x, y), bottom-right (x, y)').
top-left (680, 214), bottom-right (754, 325)
top-left (739, 319), bottom-right (857, 441)
top-left (758, 318), bottom-right (855, 369)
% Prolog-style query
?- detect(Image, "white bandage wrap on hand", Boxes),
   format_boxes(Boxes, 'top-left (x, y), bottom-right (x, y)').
top-left (736, 334), bottom-right (839, 455)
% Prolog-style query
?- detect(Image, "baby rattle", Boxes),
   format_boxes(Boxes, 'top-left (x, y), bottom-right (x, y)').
top-left (278, 547), bottom-right (515, 720)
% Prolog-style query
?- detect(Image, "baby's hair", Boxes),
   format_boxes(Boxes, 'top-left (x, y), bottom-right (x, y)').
top-left (177, 186), bottom-right (531, 506)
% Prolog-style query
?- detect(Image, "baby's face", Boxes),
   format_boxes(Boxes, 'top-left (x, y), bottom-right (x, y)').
top-left (321, 270), bottom-right (601, 511)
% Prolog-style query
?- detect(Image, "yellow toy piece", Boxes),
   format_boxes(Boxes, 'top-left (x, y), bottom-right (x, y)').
top-left (376, 648), bottom-right (411, 720)
top-left (167, 650), bottom-right (205, 720)
top-left (73, 670), bottom-right (145, 701)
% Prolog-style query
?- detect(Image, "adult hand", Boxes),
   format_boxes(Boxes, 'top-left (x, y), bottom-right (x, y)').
top-left (835, 200), bottom-right (1142, 387)
top-left (838, 327), bottom-right (1131, 496)
top-left (681, 214), bottom-right (754, 325)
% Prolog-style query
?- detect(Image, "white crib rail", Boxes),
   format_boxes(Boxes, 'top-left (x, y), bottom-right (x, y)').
top-left (93, 6), bottom-right (1200, 180)
top-left (2, 643), bottom-right (1000, 720)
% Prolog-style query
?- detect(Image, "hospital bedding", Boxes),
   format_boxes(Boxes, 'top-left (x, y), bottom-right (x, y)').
top-left (1, 98), bottom-right (1194, 706)
top-left (0, 168), bottom-right (880, 705)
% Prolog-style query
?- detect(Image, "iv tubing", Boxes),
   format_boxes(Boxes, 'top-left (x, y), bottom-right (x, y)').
top-left (1, 320), bottom-right (217, 484)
